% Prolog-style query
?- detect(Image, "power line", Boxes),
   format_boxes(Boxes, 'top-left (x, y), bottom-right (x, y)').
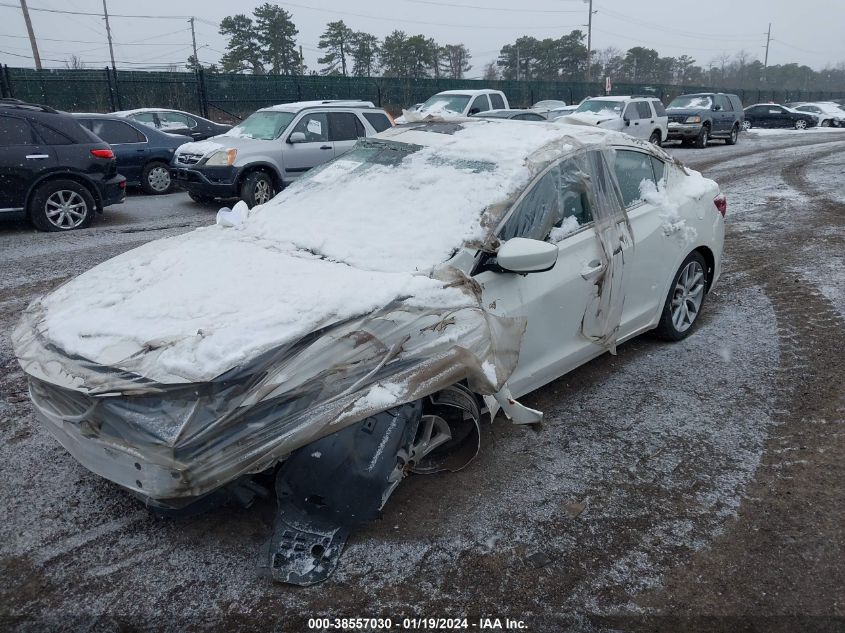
top-left (0, 32), bottom-right (189, 45)
top-left (401, 0), bottom-right (582, 13)
top-left (598, 7), bottom-right (762, 42)
top-left (0, 1), bottom-right (192, 18)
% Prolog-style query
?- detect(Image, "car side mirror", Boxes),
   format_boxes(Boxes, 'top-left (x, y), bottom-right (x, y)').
top-left (623, 117), bottom-right (630, 126)
top-left (288, 132), bottom-right (306, 144)
top-left (469, 108), bottom-right (480, 115)
top-left (496, 237), bottom-right (558, 274)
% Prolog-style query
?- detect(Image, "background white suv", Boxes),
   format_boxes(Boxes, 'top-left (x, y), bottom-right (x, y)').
top-left (561, 96), bottom-right (668, 145)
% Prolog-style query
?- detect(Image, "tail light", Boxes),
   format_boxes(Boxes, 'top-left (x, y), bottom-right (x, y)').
top-left (119, 180), bottom-right (126, 189)
top-left (90, 148), bottom-right (114, 159)
top-left (714, 194), bottom-right (727, 217)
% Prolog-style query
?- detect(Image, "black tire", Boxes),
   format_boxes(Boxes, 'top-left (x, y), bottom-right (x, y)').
top-left (141, 161), bottom-right (174, 195)
top-left (28, 179), bottom-right (96, 232)
top-left (648, 130), bottom-right (662, 146)
top-left (821, 119), bottom-right (831, 127)
top-left (188, 191), bottom-right (216, 204)
top-left (693, 124), bottom-right (709, 148)
top-left (239, 170), bottom-right (275, 208)
top-left (725, 123), bottom-right (739, 145)
top-left (654, 251), bottom-right (709, 341)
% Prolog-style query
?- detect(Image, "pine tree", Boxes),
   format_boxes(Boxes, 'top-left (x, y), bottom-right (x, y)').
top-left (439, 44), bottom-right (472, 79)
top-left (219, 14), bottom-right (263, 74)
top-left (318, 20), bottom-right (354, 76)
top-left (350, 31), bottom-right (380, 77)
top-left (253, 3), bottom-right (299, 75)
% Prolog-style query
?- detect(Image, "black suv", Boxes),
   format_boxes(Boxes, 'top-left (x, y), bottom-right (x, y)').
top-left (0, 99), bottom-right (126, 231)
top-left (665, 93), bottom-right (744, 147)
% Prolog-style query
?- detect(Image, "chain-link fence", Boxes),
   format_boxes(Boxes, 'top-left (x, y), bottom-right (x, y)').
top-left (2, 65), bottom-right (843, 123)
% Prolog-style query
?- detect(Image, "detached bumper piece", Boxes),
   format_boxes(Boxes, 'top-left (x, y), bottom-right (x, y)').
top-left (263, 402), bottom-right (423, 586)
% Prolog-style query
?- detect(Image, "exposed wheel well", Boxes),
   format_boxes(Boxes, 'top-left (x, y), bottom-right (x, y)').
top-left (26, 174), bottom-right (101, 215)
top-left (695, 245), bottom-right (716, 291)
top-left (237, 165), bottom-right (283, 192)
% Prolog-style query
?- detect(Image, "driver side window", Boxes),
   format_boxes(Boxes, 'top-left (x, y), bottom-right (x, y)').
top-left (498, 156), bottom-right (595, 243)
top-left (290, 112), bottom-right (328, 142)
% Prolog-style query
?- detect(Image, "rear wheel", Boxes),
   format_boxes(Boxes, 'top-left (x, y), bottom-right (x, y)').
top-left (240, 170), bottom-right (275, 207)
top-left (725, 123), bottom-right (739, 145)
top-left (654, 251), bottom-right (708, 341)
top-left (741, 120), bottom-right (752, 131)
top-left (141, 161), bottom-right (173, 195)
top-left (794, 119), bottom-right (808, 130)
top-left (28, 179), bottom-right (96, 232)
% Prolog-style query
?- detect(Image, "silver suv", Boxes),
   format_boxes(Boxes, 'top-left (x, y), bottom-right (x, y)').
top-left (171, 100), bottom-right (393, 206)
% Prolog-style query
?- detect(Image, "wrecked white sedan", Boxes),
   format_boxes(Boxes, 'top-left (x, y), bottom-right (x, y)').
top-left (13, 119), bottom-right (725, 585)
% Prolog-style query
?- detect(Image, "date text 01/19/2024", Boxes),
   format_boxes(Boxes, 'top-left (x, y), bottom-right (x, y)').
top-left (306, 617), bottom-right (529, 630)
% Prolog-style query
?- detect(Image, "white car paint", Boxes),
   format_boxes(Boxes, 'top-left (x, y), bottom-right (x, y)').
top-left (563, 96), bottom-right (669, 143)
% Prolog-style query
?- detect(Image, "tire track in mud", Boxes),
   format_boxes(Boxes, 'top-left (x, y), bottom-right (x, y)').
top-left (685, 134), bottom-right (845, 173)
top-left (637, 144), bottom-right (845, 621)
top-left (779, 144), bottom-right (845, 211)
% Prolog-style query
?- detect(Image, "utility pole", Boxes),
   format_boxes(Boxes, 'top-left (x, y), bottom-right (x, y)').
top-left (102, 0), bottom-right (116, 69)
top-left (585, 0), bottom-right (594, 82)
top-left (763, 22), bottom-right (772, 77)
top-left (19, 0), bottom-right (42, 70)
top-left (189, 17), bottom-right (199, 67)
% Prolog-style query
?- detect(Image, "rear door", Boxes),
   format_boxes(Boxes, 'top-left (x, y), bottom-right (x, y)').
top-left (0, 114), bottom-right (55, 210)
top-left (327, 111), bottom-right (365, 157)
top-left (81, 119), bottom-right (148, 183)
top-left (283, 111), bottom-right (332, 177)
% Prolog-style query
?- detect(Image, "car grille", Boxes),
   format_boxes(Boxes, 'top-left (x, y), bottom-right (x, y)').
top-left (175, 153), bottom-right (203, 166)
top-left (668, 115), bottom-right (687, 123)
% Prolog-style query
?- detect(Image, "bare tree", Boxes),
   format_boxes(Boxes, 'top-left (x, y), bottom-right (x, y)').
top-left (64, 55), bottom-right (86, 69)
top-left (482, 61), bottom-right (499, 81)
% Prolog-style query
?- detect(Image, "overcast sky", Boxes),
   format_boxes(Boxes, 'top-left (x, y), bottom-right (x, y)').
top-left (1, 0), bottom-right (843, 75)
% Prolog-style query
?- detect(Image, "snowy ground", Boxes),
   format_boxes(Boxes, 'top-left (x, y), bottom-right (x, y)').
top-left (1, 131), bottom-right (844, 631)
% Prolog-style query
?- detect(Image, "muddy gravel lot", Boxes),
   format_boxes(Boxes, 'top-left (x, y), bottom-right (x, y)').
top-left (1, 130), bottom-right (843, 632)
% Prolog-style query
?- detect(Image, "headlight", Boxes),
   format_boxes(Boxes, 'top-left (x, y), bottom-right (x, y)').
top-left (685, 115), bottom-right (702, 124)
top-left (204, 149), bottom-right (237, 166)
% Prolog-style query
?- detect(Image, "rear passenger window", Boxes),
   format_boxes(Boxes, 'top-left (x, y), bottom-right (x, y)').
top-left (88, 120), bottom-right (145, 144)
top-left (489, 93), bottom-right (505, 109)
top-left (32, 121), bottom-right (73, 145)
top-left (652, 100), bottom-right (667, 117)
top-left (613, 150), bottom-right (657, 207)
top-left (328, 112), bottom-right (361, 142)
top-left (363, 112), bottom-right (391, 132)
top-left (0, 115), bottom-right (35, 145)
top-left (291, 113), bottom-right (328, 142)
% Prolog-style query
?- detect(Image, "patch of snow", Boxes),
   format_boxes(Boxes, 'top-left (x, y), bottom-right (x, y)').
top-left (549, 215), bottom-right (581, 243)
top-left (174, 139), bottom-right (223, 157)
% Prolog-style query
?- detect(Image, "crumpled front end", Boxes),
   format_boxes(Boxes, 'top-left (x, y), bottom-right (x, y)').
top-left (14, 279), bottom-right (524, 504)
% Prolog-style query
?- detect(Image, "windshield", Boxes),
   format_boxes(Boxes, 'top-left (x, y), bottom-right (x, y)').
top-left (668, 95), bottom-right (713, 109)
top-left (243, 138), bottom-right (502, 273)
top-left (575, 100), bottom-right (624, 115)
top-left (420, 94), bottom-right (471, 114)
top-left (225, 111), bottom-right (296, 140)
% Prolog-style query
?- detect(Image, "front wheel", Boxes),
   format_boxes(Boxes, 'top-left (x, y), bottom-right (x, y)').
top-left (654, 251), bottom-right (708, 341)
top-left (693, 124), bottom-right (709, 148)
top-left (821, 119), bottom-right (831, 127)
top-left (648, 130), bottom-right (662, 146)
top-left (141, 161), bottom-right (174, 195)
top-left (725, 124), bottom-right (739, 145)
top-left (794, 119), bottom-right (808, 130)
top-left (240, 171), bottom-right (275, 207)
top-left (28, 179), bottom-right (96, 232)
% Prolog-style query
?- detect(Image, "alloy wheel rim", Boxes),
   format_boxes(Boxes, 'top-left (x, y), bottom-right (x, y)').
top-left (45, 190), bottom-right (87, 229)
top-left (796, 120), bottom-right (807, 129)
top-left (671, 261), bottom-right (705, 333)
top-left (148, 166), bottom-right (171, 192)
top-left (254, 179), bottom-right (272, 204)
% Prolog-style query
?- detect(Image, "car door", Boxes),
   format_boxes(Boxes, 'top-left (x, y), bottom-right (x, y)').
top-left (467, 94), bottom-right (491, 116)
top-left (0, 114), bottom-right (56, 210)
top-left (474, 151), bottom-right (627, 397)
top-left (623, 102), bottom-right (644, 138)
top-left (283, 111), bottom-right (332, 178)
top-left (327, 111), bottom-right (365, 158)
top-left (767, 106), bottom-right (789, 127)
top-left (84, 119), bottom-right (148, 183)
top-left (636, 101), bottom-right (656, 139)
top-left (611, 148), bottom-right (671, 334)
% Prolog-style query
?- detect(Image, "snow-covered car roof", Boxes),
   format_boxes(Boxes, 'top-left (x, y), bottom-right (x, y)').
top-left (434, 89), bottom-right (503, 96)
top-left (112, 108), bottom-right (188, 116)
top-left (259, 100), bottom-right (376, 113)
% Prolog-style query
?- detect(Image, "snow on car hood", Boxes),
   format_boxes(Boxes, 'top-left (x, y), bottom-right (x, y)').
top-left (561, 111), bottom-right (623, 127)
top-left (16, 120), bottom-right (593, 386)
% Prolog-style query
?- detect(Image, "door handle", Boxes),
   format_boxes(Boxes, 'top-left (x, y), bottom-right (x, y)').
top-left (319, 145), bottom-right (332, 150)
top-left (581, 260), bottom-right (605, 281)
top-left (26, 154), bottom-right (49, 159)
